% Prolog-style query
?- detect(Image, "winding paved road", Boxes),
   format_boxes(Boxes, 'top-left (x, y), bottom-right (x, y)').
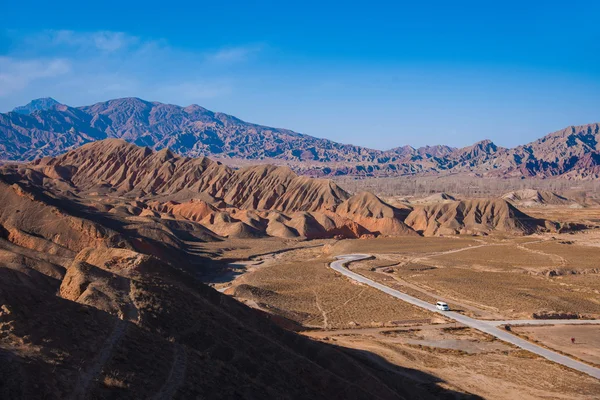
top-left (331, 254), bottom-right (600, 380)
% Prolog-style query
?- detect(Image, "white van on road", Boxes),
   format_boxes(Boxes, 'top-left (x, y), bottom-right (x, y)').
top-left (436, 301), bottom-right (449, 311)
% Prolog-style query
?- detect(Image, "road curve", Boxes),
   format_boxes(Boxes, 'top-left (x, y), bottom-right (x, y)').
top-left (331, 254), bottom-right (600, 380)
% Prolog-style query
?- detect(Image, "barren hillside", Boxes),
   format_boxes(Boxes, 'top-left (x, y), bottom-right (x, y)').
top-left (405, 198), bottom-right (555, 236)
top-left (0, 165), bottom-right (480, 399)
top-left (1, 140), bottom-right (421, 240)
top-left (1, 140), bottom-right (558, 240)
top-left (501, 189), bottom-right (573, 207)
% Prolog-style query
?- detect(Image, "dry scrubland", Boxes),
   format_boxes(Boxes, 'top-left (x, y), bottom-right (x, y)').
top-left (229, 245), bottom-right (437, 329)
top-left (526, 206), bottom-right (600, 226)
top-left (512, 324), bottom-right (600, 366)
top-left (196, 237), bottom-right (329, 280)
top-left (303, 324), bottom-right (600, 400)
top-left (218, 229), bottom-right (600, 399)
top-left (327, 234), bottom-right (600, 320)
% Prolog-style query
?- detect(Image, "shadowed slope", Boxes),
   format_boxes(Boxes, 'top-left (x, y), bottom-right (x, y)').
top-left (0, 222), bottom-right (479, 399)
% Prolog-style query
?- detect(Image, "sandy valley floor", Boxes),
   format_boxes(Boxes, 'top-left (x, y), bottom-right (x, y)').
top-left (208, 229), bottom-right (600, 399)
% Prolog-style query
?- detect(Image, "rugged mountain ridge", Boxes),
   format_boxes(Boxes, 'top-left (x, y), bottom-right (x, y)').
top-left (2, 139), bottom-right (417, 240)
top-left (1, 139), bottom-right (551, 239)
top-left (30, 139), bottom-right (350, 213)
top-left (1, 97), bottom-right (382, 164)
top-left (12, 97), bottom-right (61, 115)
top-left (2, 97), bottom-right (599, 179)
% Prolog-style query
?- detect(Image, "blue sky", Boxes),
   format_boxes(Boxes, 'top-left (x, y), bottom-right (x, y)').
top-left (1, 1), bottom-right (599, 150)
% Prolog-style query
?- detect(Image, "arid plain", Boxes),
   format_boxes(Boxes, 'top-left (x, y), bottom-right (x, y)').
top-left (1, 100), bottom-right (600, 398)
top-left (211, 195), bottom-right (600, 399)
top-left (3, 0), bottom-right (600, 393)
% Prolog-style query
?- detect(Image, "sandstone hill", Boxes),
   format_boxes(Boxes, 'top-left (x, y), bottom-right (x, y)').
top-left (1, 140), bottom-right (416, 240)
top-left (412, 192), bottom-right (457, 204)
top-left (1, 139), bottom-right (558, 240)
top-left (2, 97), bottom-right (600, 179)
top-left (30, 139), bottom-right (348, 212)
top-left (501, 189), bottom-right (574, 207)
top-left (336, 192), bottom-right (416, 236)
top-left (404, 198), bottom-right (556, 236)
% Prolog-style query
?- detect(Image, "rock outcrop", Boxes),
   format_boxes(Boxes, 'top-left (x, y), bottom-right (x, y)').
top-left (1, 140), bottom-right (418, 239)
top-left (405, 198), bottom-right (554, 236)
top-left (501, 189), bottom-right (573, 207)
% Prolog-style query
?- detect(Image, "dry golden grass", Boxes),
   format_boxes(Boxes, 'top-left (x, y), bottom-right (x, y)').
top-left (233, 254), bottom-right (435, 329)
top-left (526, 240), bottom-right (600, 270)
top-left (103, 372), bottom-right (128, 389)
top-left (512, 324), bottom-right (600, 366)
top-left (559, 274), bottom-right (600, 293)
top-left (431, 243), bottom-right (555, 271)
top-left (403, 266), bottom-right (600, 318)
top-left (198, 237), bottom-right (330, 260)
top-left (314, 329), bottom-right (600, 400)
top-left (526, 206), bottom-right (600, 225)
top-left (327, 233), bottom-right (600, 319)
top-left (327, 236), bottom-right (480, 256)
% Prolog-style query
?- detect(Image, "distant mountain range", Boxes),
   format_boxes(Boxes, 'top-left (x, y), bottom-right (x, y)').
top-left (1, 97), bottom-right (599, 179)
top-left (12, 97), bottom-right (61, 115)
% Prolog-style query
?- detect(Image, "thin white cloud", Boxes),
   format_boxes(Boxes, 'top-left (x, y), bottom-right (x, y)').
top-left (205, 44), bottom-right (263, 63)
top-left (36, 30), bottom-right (139, 52)
top-left (0, 57), bottom-right (71, 96)
top-left (93, 31), bottom-right (138, 52)
top-left (0, 30), bottom-right (266, 108)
